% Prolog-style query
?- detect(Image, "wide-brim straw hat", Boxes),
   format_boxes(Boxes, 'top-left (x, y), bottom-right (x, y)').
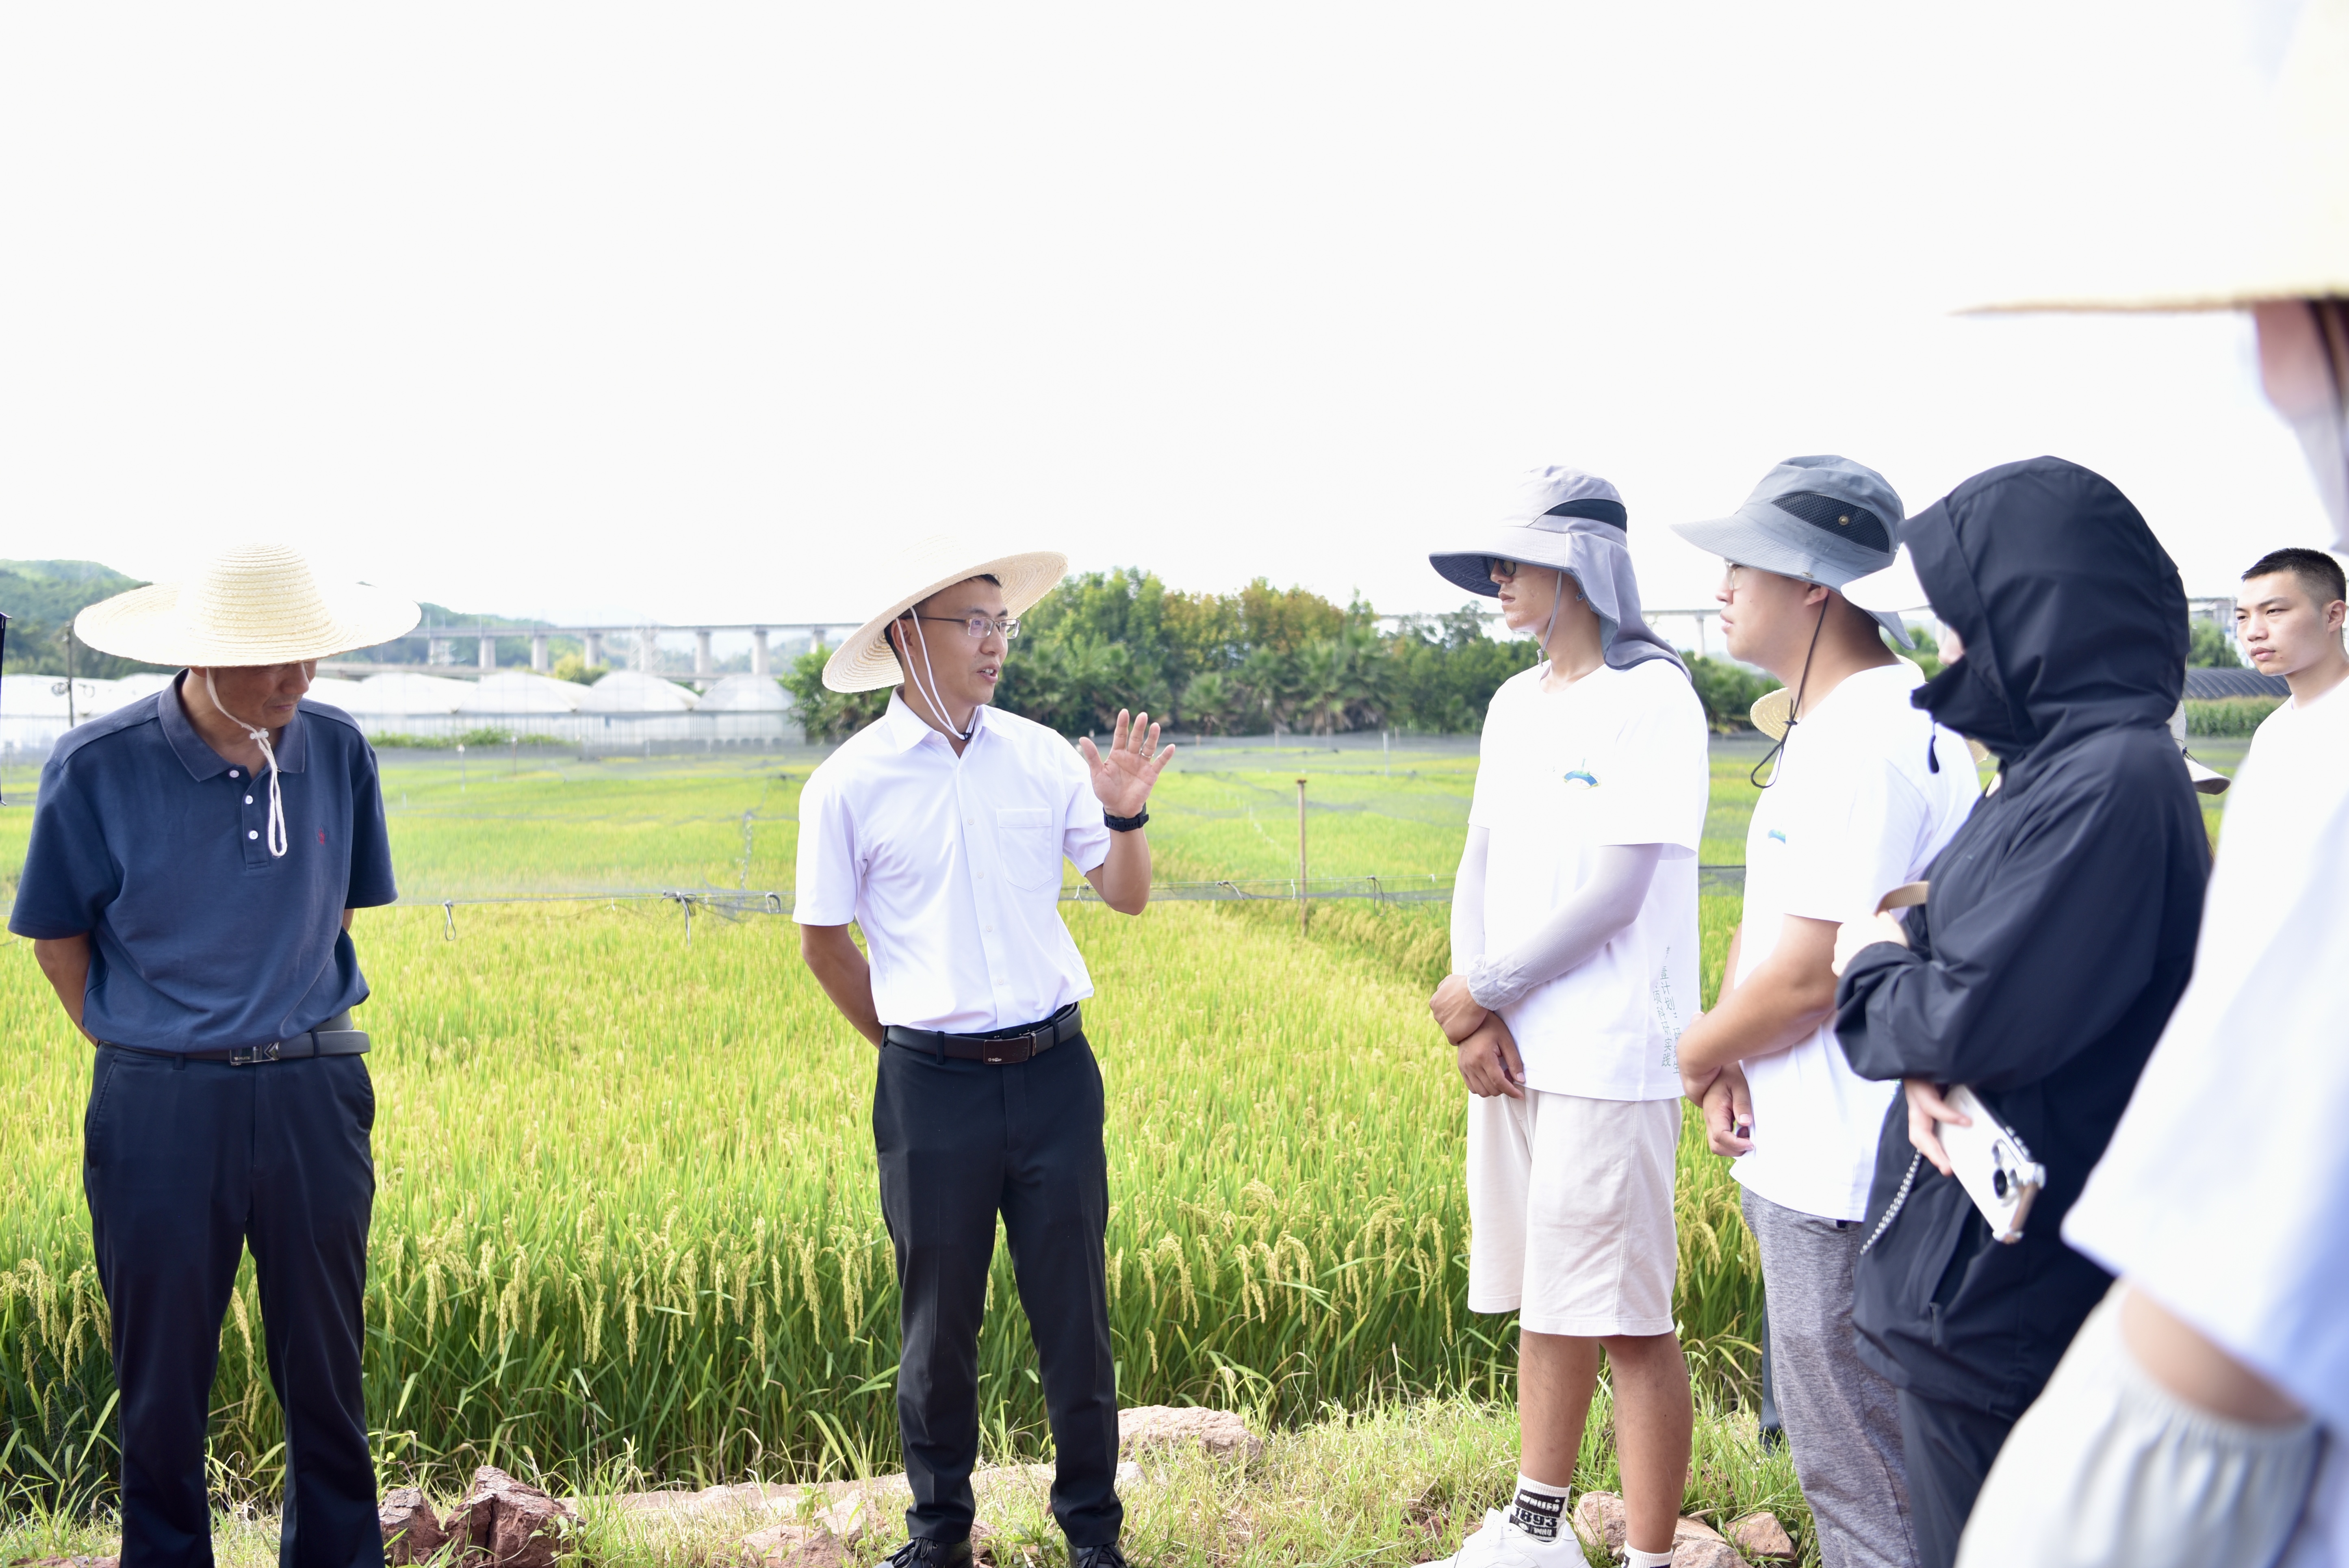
top-left (1971, 0), bottom-right (2346, 312)
top-left (75, 542), bottom-right (421, 666)
top-left (822, 536), bottom-right (1068, 693)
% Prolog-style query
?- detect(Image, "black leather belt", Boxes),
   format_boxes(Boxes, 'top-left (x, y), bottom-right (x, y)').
top-left (885, 1003), bottom-right (1081, 1065)
top-left (101, 1011), bottom-right (371, 1066)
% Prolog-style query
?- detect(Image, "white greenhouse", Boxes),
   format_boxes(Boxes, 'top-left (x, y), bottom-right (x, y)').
top-left (2, 663), bottom-right (800, 763)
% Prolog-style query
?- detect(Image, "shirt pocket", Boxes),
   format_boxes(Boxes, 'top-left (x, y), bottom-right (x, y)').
top-left (995, 806), bottom-right (1063, 892)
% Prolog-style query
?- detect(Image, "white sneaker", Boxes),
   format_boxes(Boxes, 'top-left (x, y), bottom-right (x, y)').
top-left (1421, 1507), bottom-right (1584, 1568)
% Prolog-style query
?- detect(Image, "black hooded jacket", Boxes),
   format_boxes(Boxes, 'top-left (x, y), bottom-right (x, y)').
top-left (1834, 458), bottom-right (2208, 1420)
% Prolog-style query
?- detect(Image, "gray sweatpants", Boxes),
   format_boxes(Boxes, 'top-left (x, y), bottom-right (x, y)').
top-left (1744, 1188), bottom-right (1921, 1568)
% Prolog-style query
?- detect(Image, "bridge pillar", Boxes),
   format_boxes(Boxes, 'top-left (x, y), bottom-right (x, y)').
top-left (751, 628), bottom-right (770, 676)
top-left (531, 633), bottom-right (549, 672)
top-left (479, 635), bottom-right (496, 670)
top-left (695, 628), bottom-right (714, 677)
top-left (584, 632), bottom-right (603, 668)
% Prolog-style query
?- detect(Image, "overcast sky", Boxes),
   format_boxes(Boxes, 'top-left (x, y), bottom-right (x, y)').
top-left (1, 1), bottom-right (2329, 636)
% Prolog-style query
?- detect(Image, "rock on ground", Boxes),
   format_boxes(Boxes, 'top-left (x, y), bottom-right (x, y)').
top-left (1569, 1492), bottom-right (1753, 1568)
top-left (1727, 1511), bottom-right (1795, 1562)
top-left (1115, 1405), bottom-right (1263, 1461)
top-left (377, 1487), bottom-right (451, 1566)
top-left (610, 1481), bottom-right (805, 1519)
top-left (441, 1466), bottom-right (583, 1568)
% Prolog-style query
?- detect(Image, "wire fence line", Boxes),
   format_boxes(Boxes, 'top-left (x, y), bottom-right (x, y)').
top-left (416, 865), bottom-right (1748, 941)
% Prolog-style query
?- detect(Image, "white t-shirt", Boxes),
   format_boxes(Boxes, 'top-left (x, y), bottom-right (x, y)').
top-left (794, 694), bottom-right (1112, 1032)
top-left (1468, 658), bottom-right (1709, 1102)
top-left (1731, 662), bottom-right (1979, 1221)
top-left (2065, 679), bottom-right (2349, 1432)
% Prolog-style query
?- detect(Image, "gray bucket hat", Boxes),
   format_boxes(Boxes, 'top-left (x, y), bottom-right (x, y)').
top-left (1671, 455), bottom-right (1917, 649)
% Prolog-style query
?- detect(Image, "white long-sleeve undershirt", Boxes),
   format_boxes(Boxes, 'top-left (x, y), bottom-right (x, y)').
top-left (1450, 826), bottom-right (1662, 1011)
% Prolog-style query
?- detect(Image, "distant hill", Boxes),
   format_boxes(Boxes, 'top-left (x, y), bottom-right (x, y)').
top-left (0, 559), bottom-right (557, 677)
top-left (0, 559), bottom-right (171, 679)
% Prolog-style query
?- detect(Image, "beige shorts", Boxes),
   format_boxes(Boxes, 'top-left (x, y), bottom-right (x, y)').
top-left (1466, 1089), bottom-right (1681, 1338)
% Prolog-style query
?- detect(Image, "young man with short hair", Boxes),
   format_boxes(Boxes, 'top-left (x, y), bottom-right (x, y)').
top-left (795, 540), bottom-right (1170, 1568)
top-left (1420, 468), bottom-right (1710, 1568)
top-left (2236, 546), bottom-right (2349, 708)
top-left (1669, 457), bottom-right (1978, 1568)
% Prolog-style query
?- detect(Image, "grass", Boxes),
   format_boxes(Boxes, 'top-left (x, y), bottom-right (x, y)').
top-left (1, 1393), bottom-right (1817, 1568)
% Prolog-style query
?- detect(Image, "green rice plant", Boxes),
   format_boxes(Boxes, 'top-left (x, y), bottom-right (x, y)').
top-left (0, 893), bottom-right (1764, 1499)
top-left (0, 742), bottom-right (1779, 1503)
top-left (2182, 696), bottom-right (2283, 737)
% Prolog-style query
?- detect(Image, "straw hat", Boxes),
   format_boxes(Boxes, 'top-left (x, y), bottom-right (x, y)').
top-left (75, 542), bottom-right (421, 666)
top-left (1973, 0), bottom-right (2347, 312)
top-left (822, 535), bottom-right (1069, 694)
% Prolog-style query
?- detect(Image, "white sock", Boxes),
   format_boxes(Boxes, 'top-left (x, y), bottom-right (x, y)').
top-left (1506, 1472), bottom-right (1569, 1544)
top-left (1624, 1546), bottom-right (1675, 1567)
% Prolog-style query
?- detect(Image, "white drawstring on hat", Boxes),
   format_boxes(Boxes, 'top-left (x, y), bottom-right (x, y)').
top-left (205, 671), bottom-right (288, 858)
top-left (900, 613), bottom-right (974, 742)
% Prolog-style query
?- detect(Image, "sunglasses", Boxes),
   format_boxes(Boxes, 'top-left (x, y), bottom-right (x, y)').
top-left (1486, 558), bottom-right (1521, 580)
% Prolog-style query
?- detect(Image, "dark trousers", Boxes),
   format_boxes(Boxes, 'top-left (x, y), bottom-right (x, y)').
top-left (874, 1031), bottom-right (1120, 1548)
top-left (83, 1047), bottom-right (382, 1568)
top-left (1896, 1390), bottom-right (2016, 1568)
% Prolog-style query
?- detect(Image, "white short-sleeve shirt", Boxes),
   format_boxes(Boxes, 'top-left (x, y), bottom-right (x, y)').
top-left (1468, 658), bottom-right (1711, 1102)
top-left (1731, 661), bottom-right (1979, 1221)
top-left (793, 694), bottom-right (1112, 1032)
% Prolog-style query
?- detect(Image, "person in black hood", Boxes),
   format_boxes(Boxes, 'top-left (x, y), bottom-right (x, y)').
top-left (1825, 456), bottom-right (2209, 1568)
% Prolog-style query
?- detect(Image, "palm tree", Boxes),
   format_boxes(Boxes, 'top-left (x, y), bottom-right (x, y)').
top-left (1236, 645), bottom-right (1301, 735)
top-left (1182, 670), bottom-right (1234, 739)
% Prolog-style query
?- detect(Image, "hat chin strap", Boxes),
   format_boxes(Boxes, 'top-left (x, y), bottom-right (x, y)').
top-left (901, 614), bottom-right (974, 742)
top-left (206, 671), bottom-right (288, 858)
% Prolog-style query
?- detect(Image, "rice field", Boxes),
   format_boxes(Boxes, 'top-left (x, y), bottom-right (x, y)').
top-left (1, 727), bottom-right (2240, 1503)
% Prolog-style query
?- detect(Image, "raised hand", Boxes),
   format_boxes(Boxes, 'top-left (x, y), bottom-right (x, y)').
top-left (1077, 709), bottom-right (1175, 818)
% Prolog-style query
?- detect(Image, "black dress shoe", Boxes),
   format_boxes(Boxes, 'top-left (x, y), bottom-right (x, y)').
top-left (1071, 1545), bottom-right (1128, 1568)
top-left (880, 1539), bottom-right (973, 1568)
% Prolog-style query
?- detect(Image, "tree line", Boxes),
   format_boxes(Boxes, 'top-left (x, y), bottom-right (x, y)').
top-left (781, 567), bottom-right (1797, 741)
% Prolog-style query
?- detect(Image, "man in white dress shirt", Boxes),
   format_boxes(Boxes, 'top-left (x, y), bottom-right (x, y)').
top-left (795, 539), bottom-right (1171, 1568)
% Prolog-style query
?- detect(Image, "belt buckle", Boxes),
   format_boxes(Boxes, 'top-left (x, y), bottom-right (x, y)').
top-left (230, 1040), bottom-right (282, 1067)
top-left (980, 1035), bottom-right (1028, 1066)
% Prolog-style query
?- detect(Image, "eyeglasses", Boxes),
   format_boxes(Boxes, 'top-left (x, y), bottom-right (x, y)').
top-left (1486, 558), bottom-right (1521, 580)
top-left (913, 614), bottom-right (1021, 641)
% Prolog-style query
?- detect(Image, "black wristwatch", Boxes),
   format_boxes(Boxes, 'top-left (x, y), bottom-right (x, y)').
top-left (1104, 807), bottom-right (1150, 833)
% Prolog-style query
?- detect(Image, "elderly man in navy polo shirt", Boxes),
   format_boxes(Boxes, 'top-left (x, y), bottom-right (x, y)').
top-left (10, 544), bottom-right (418, 1568)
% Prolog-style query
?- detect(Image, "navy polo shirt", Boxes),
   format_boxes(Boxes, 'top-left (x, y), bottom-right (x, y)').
top-left (8, 674), bottom-right (399, 1052)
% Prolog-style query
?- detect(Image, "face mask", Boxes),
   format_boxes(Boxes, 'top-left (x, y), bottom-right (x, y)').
top-left (2257, 301), bottom-right (2349, 551)
top-left (2285, 399), bottom-right (2349, 551)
